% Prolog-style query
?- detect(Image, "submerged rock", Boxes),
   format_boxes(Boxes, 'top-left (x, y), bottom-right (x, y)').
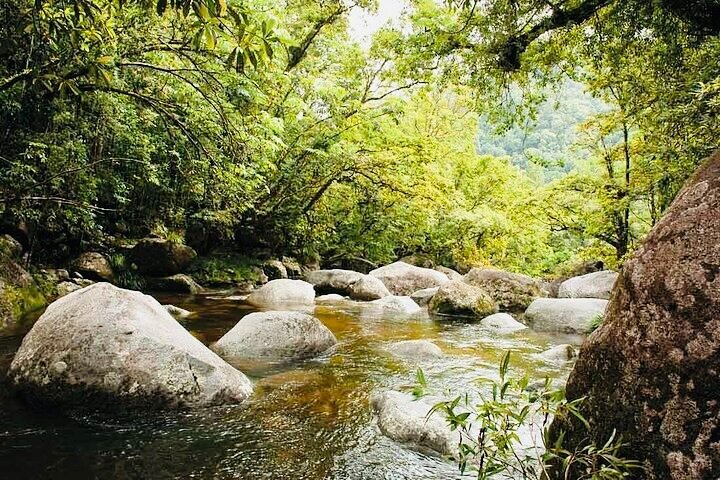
top-left (212, 311), bottom-right (336, 363)
top-left (387, 339), bottom-right (443, 360)
top-left (371, 390), bottom-right (459, 456)
top-left (480, 312), bottom-right (527, 331)
top-left (370, 296), bottom-right (422, 314)
top-left (164, 304), bottom-right (192, 319)
top-left (524, 298), bottom-right (608, 334)
top-left (70, 252), bottom-right (114, 282)
top-left (129, 238), bottom-right (196, 276)
top-left (9, 283), bottom-right (252, 409)
top-left (369, 261), bottom-right (449, 296)
top-left (558, 270), bottom-right (619, 300)
top-left (428, 280), bottom-right (497, 318)
top-left (551, 151), bottom-right (720, 480)
top-left (538, 344), bottom-right (577, 363)
top-left (410, 286), bottom-right (439, 306)
top-left (463, 268), bottom-right (540, 311)
top-left (306, 269), bottom-right (390, 301)
top-left (245, 279), bottom-right (315, 308)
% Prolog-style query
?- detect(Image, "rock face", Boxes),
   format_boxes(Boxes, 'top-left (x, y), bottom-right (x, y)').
top-left (245, 279), bottom-right (315, 308)
top-left (212, 311), bottom-right (336, 363)
top-left (410, 286), bottom-right (439, 306)
top-left (552, 152), bottom-right (720, 480)
top-left (281, 257), bottom-right (303, 279)
top-left (8, 283), bottom-right (252, 409)
top-left (129, 239), bottom-right (197, 276)
top-left (0, 234), bottom-right (22, 259)
top-left (387, 339), bottom-right (443, 360)
top-left (70, 252), bottom-right (114, 282)
top-left (371, 390), bottom-right (459, 455)
top-left (428, 280), bottom-right (497, 318)
top-left (558, 270), bottom-right (619, 300)
top-left (0, 254), bottom-right (46, 330)
top-left (306, 269), bottom-right (390, 301)
top-left (145, 274), bottom-right (202, 294)
top-left (480, 312), bottom-right (527, 331)
top-left (524, 298), bottom-right (608, 334)
top-left (370, 296), bottom-right (422, 314)
top-left (463, 268), bottom-right (541, 311)
top-left (369, 261), bottom-right (449, 296)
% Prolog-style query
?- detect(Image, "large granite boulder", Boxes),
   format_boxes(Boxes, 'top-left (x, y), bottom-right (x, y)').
top-left (463, 268), bottom-right (541, 311)
top-left (8, 283), bottom-right (252, 409)
top-left (305, 269), bottom-right (390, 301)
top-left (551, 151), bottom-right (720, 479)
top-left (0, 254), bottom-right (46, 330)
top-left (410, 286), bottom-right (439, 306)
top-left (212, 311), bottom-right (336, 363)
top-left (129, 238), bottom-right (197, 276)
top-left (70, 252), bottom-right (114, 282)
top-left (371, 390), bottom-right (459, 455)
top-left (262, 259), bottom-right (288, 280)
top-left (435, 265), bottom-right (463, 281)
top-left (245, 279), bottom-right (315, 308)
top-left (369, 261), bottom-right (449, 296)
top-left (558, 270), bottom-right (619, 300)
top-left (479, 312), bottom-right (528, 332)
top-left (524, 298), bottom-right (608, 334)
top-left (429, 280), bottom-right (497, 318)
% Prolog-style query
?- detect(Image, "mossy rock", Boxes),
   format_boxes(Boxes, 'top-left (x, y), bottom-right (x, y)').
top-left (0, 254), bottom-right (47, 330)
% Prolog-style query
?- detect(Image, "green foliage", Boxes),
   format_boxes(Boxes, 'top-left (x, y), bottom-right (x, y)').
top-left (430, 351), bottom-right (641, 479)
top-left (189, 252), bottom-right (260, 287)
top-left (109, 253), bottom-right (145, 290)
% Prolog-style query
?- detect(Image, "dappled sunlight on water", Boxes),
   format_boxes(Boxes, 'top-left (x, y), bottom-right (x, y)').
top-left (0, 291), bottom-right (578, 479)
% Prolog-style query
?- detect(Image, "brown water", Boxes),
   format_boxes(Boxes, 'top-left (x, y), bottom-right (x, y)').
top-left (0, 292), bottom-right (580, 480)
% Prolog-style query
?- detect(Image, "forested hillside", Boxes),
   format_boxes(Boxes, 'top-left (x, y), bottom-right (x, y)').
top-left (1, 0), bottom-right (718, 276)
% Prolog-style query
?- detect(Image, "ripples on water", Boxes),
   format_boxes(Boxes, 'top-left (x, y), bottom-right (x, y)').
top-left (0, 291), bottom-right (580, 479)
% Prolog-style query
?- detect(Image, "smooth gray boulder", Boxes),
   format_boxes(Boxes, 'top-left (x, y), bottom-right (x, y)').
top-left (370, 296), bottom-right (422, 314)
top-left (539, 344), bottom-right (578, 363)
top-left (428, 280), bottom-right (497, 318)
top-left (245, 279), bottom-right (315, 308)
top-left (306, 269), bottom-right (390, 301)
top-left (315, 293), bottom-right (346, 303)
top-left (435, 266), bottom-right (463, 281)
top-left (524, 298), bottom-right (608, 333)
top-left (558, 270), bottom-right (619, 300)
top-left (410, 286), bottom-right (439, 306)
top-left (463, 268), bottom-right (541, 311)
top-left (371, 390), bottom-right (460, 455)
top-left (480, 312), bottom-right (527, 332)
top-left (387, 339), bottom-right (443, 360)
top-left (8, 283), bottom-right (252, 409)
top-left (211, 311), bottom-right (336, 363)
top-left (369, 261), bottom-right (449, 295)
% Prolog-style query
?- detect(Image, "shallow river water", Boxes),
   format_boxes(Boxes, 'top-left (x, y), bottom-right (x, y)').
top-left (0, 291), bottom-right (580, 480)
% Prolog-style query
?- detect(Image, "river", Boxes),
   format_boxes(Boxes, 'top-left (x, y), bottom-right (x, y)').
top-left (0, 291), bottom-right (579, 479)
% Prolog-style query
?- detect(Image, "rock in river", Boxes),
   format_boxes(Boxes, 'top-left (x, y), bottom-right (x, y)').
top-left (245, 279), bottom-right (315, 308)
top-left (387, 339), bottom-right (443, 360)
top-left (524, 298), bottom-right (608, 334)
top-left (212, 311), bottom-right (336, 363)
top-left (305, 269), bottom-right (390, 301)
top-left (369, 261), bottom-right (449, 296)
top-left (480, 312), bottom-right (527, 332)
top-left (371, 390), bottom-right (459, 456)
top-left (370, 296), bottom-right (422, 314)
top-left (8, 283), bottom-right (253, 409)
top-left (463, 268), bottom-right (540, 311)
top-left (70, 252), bottom-right (114, 282)
top-left (428, 280), bottom-right (498, 318)
top-left (129, 238), bottom-right (197, 276)
top-left (557, 270), bottom-right (619, 300)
